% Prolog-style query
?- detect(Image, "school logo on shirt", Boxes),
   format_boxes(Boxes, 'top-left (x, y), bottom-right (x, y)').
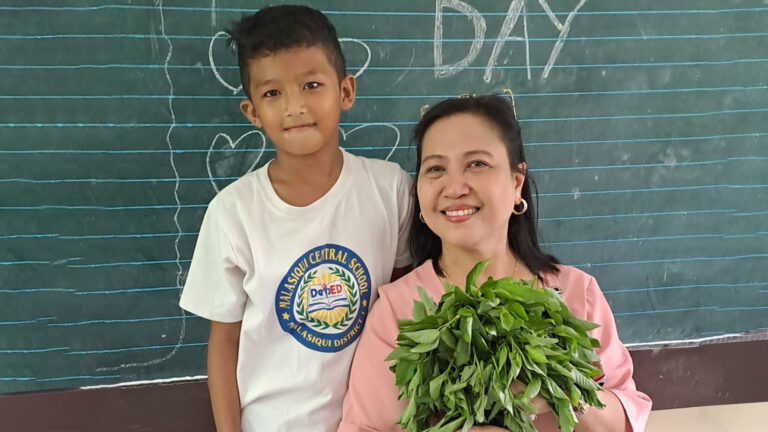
top-left (275, 244), bottom-right (372, 353)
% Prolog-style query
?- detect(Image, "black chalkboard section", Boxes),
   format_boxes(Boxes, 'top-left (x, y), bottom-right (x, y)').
top-left (1, 0), bottom-right (766, 394)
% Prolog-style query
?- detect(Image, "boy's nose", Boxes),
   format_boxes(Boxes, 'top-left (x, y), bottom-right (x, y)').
top-left (284, 90), bottom-right (307, 116)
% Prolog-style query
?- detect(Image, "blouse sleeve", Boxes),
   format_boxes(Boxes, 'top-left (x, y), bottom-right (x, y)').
top-left (339, 289), bottom-right (407, 432)
top-left (586, 277), bottom-right (652, 431)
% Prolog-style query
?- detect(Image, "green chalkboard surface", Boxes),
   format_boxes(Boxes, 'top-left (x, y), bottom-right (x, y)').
top-left (1, 0), bottom-right (767, 393)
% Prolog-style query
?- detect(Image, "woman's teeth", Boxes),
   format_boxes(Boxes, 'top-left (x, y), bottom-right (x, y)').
top-left (444, 208), bottom-right (477, 217)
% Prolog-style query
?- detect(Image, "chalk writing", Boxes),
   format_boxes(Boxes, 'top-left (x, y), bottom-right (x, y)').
top-left (434, 0), bottom-right (588, 81)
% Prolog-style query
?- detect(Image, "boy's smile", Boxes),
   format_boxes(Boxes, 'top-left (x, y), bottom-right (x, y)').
top-left (239, 45), bottom-right (356, 159)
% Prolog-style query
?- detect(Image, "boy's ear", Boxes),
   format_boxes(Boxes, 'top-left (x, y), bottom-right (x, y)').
top-left (339, 74), bottom-right (356, 111)
top-left (240, 99), bottom-right (263, 128)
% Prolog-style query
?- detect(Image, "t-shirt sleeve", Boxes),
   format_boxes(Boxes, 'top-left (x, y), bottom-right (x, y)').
top-left (587, 276), bottom-right (652, 431)
top-left (179, 198), bottom-right (247, 323)
top-left (339, 289), bottom-right (407, 431)
top-left (393, 168), bottom-right (413, 269)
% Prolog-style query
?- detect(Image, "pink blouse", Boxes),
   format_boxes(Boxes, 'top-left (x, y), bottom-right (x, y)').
top-left (339, 261), bottom-right (651, 431)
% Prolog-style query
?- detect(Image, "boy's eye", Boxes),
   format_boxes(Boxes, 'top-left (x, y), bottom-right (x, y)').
top-left (304, 81), bottom-right (321, 90)
top-left (263, 89), bottom-right (279, 98)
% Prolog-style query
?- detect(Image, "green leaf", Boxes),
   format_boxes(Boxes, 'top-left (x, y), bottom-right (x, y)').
top-left (521, 376), bottom-right (541, 401)
top-left (460, 416), bottom-right (474, 432)
top-left (386, 345), bottom-right (419, 362)
top-left (525, 345), bottom-right (548, 364)
top-left (508, 301), bottom-right (529, 320)
top-left (431, 416), bottom-right (464, 432)
top-left (445, 380), bottom-right (468, 393)
top-left (403, 329), bottom-right (441, 345)
top-left (466, 259), bottom-right (489, 290)
top-left (568, 383), bottom-right (582, 407)
top-left (395, 360), bottom-right (417, 386)
top-left (417, 286), bottom-right (438, 315)
top-left (455, 338), bottom-right (470, 366)
top-left (460, 315), bottom-right (473, 343)
top-left (499, 309), bottom-right (515, 331)
top-left (454, 286), bottom-right (475, 306)
top-left (429, 374), bottom-right (445, 400)
top-left (440, 328), bottom-right (458, 349)
top-left (545, 377), bottom-right (568, 400)
top-left (411, 300), bottom-right (427, 322)
top-left (556, 398), bottom-right (577, 432)
top-left (411, 338), bottom-right (441, 353)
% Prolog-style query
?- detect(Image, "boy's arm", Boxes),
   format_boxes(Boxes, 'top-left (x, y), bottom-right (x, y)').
top-left (207, 320), bottom-right (242, 432)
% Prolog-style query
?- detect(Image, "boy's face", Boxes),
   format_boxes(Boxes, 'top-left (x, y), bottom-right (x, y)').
top-left (239, 45), bottom-right (355, 159)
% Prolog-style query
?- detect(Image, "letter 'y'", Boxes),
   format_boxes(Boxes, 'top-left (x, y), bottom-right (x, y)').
top-left (539, 0), bottom-right (588, 79)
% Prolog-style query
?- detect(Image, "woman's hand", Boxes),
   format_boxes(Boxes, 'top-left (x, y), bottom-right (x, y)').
top-left (510, 381), bottom-right (552, 416)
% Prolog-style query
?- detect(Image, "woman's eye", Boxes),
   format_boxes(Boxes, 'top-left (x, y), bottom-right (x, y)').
top-left (468, 160), bottom-right (488, 168)
top-left (263, 89), bottom-right (279, 98)
top-left (424, 165), bottom-right (444, 174)
top-left (304, 81), bottom-right (320, 90)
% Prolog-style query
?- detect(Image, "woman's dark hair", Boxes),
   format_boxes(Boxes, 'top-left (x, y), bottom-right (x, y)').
top-left (408, 95), bottom-right (560, 278)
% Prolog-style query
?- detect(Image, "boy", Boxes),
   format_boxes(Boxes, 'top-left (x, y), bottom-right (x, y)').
top-left (179, 5), bottom-right (412, 432)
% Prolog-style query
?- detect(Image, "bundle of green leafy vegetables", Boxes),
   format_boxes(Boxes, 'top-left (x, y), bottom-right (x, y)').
top-left (386, 260), bottom-right (606, 432)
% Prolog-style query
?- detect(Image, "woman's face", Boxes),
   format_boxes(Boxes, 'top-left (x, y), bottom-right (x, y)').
top-left (417, 113), bottom-right (526, 254)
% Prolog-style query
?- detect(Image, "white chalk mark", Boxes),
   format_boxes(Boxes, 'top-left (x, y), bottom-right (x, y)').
top-left (82, 375), bottom-right (207, 390)
top-left (523, 6), bottom-right (531, 80)
top-left (390, 47), bottom-right (416, 88)
top-left (625, 330), bottom-right (768, 349)
top-left (538, 0), bottom-right (564, 30)
top-left (206, 131), bottom-right (266, 193)
top-left (483, 0), bottom-right (529, 83)
top-left (209, 31), bottom-right (242, 94)
top-left (339, 38), bottom-right (371, 79)
top-left (434, 0), bottom-right (486, 79)
top-left (339, 123), bottom-right (401, 161)
top-left (98, 0), bottom-right (185, 372)
top-left (539, 0), bottom-right (588, 80)
top-left (210, 0), bottom-right (216, 30)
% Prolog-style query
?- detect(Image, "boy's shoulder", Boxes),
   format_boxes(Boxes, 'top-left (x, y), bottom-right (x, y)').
top-left (343, 151), bottom-right (409, 181)
top-left (205, 167), bottom-right (263, 217)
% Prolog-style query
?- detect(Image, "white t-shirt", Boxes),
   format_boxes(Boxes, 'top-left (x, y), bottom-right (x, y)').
top-left (179, 149), bottom-right (412, 432)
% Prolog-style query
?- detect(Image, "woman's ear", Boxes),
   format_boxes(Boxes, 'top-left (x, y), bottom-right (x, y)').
top-left (513, 162), bottom-right (527, 198)
top-left (240, 99), bottom-right (263, 128)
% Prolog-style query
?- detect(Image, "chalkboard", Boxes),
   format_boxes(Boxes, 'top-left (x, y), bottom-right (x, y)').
top-left (1, 0), bottom-right (766, 394)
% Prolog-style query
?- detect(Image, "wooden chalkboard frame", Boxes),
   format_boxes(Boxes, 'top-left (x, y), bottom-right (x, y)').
top-left (2, 341), bottom-right (767, 431)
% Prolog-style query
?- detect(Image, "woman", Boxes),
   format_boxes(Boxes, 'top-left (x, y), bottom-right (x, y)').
top-left (338, 96), bottom-right (652, 431)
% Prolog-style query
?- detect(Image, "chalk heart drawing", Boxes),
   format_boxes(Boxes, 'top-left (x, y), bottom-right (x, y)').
top-left (206, 130), bottom-right (266, 193)
top-left (209, 31), bottom-right (242, 94)
top-left (208, 33), bottom-right (372, 93)
top-left (339, 123), bottom-right (401, 161)
top-left (338, 38), bottom-right (371, 79)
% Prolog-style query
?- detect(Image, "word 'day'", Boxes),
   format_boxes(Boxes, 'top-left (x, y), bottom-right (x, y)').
top-left (434, 0), bottom-right (588, 81)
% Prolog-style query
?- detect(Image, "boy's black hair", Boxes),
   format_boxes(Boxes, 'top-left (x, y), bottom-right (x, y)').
top-left (409, 95), bottom-right (561, 279)
top-left (227, 5), bottom-right (347, 98)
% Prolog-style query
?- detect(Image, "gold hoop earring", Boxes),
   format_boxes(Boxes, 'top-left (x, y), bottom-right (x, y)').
top-left (419, 212), bottom-right (425, 223)
top-left (512, 198), bottom-right (528, 215)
